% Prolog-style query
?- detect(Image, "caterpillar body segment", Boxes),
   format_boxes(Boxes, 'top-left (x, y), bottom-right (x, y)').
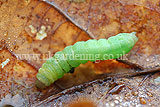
top-left (72, 41), bottom-right (88, 64)
top-left (36, 32), bottom-right (138, 86)
top-left (63, 46), bottom-right (81, 67)
top-left (54, 51), bottom-right (71, 73)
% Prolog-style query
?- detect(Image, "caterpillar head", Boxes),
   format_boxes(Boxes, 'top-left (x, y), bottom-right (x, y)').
top-left (117, 32), bottom-right (138, 50)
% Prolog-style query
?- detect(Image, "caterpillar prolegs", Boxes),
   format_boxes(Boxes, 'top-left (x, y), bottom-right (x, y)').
top-left (36, 32), bottom-right (138, 86)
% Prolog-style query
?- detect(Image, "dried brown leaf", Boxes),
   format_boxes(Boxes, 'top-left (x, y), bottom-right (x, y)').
top-left (45, 0), bottom-right (160, 69)
top-left (33, 72), bottom-right (160, 107)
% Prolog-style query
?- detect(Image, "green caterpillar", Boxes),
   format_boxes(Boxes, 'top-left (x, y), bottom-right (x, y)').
top-left (36, 32), bottom-right (138, 86)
